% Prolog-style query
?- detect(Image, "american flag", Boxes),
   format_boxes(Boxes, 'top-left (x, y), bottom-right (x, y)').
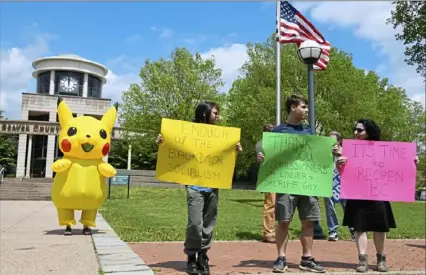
top-left (278, 1), bottom-right (331, 70)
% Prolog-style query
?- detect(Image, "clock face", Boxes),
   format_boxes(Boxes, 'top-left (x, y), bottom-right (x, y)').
top-left (60, 76), bottom-right (78, 93)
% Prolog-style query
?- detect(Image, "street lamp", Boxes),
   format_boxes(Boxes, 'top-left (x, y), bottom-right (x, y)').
top-left (297, 40), bottom-right (322, 135)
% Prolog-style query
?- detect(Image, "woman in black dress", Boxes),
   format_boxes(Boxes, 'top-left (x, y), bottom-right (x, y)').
top-left (336, 119), bottom-right (418, 273)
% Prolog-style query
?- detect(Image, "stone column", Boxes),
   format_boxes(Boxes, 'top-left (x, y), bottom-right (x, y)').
top-left (16, 109), bottom-right (29, 178)
top-left (45, 112), bottom-right (57, 178)
top-left (16, 134), bottom-right (27, 178)
top-left (83, 73), bottom-right (88, 97)
top-left (25, 135), bottom-right (33, 178)
top-left (49, 70), bottom-right (55, 95)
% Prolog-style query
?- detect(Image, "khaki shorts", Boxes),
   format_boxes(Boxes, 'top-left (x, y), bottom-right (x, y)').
top-left (275, 193), bottom-right (320, 222)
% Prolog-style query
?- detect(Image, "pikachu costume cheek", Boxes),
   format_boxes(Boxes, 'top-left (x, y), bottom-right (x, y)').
top-left (102, 143), bottom-right (110, 156)
top-left (61, 139), bottom-right (72, 152)
top-left (51, 98), bottom-right (118, 228)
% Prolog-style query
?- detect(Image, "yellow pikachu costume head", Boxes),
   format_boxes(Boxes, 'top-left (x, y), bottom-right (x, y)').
top-left (57, 97), bottom-right (117, 159)
top-left (51, 98), bottom-right (119, 229)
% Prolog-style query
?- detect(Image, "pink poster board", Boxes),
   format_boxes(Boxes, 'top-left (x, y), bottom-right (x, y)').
top-left (340, 139), bottom-right (417, 202)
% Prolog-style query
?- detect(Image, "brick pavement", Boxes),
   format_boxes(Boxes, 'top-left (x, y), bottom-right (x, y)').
top-left (130, 239), bottom-right (425, 274)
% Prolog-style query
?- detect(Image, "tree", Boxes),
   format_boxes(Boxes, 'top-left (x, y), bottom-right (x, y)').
top-left (108, 140), bottom-right (129, 169)
top-left (119, 47), bottom-right (224, 168)
top-left (227, 34), bottom-right (426, 178)
top-left (0, 135), bottom-right (17, 171)
top-left (417, 150), bottom-right (426, 189)
top-left (387, 1), bottom-right (426, 78)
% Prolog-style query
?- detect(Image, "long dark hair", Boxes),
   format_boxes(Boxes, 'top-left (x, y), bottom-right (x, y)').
top-left (329, 131), bottom-right (342, 146)
top-left (193, 101), bottom-right (219, 124)
top-left (356, 118), bottom-right (381, 141)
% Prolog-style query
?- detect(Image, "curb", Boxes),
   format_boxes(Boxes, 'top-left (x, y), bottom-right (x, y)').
top-left (92, 213), bottom-right (155, 275)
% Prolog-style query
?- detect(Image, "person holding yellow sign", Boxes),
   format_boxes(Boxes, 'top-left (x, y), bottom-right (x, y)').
top-left (156, 101), bottom-right (242, 275)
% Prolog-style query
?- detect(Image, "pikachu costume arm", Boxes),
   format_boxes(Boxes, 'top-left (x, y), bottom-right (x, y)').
top-left (98, 162), bottom-right (117, 178)
top-left (97, 102), bottom-right (119, 178)
top-left (52, 159), bottom-right (72, 173)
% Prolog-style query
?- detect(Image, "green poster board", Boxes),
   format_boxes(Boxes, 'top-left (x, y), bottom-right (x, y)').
top-left (256, 132), bottom-right (335, 197)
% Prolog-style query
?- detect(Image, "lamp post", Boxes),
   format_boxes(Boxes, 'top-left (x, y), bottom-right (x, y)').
top-left (297, 40), bottom-right (322, 135)
top-left (297, 40), bottom-right (325, 240)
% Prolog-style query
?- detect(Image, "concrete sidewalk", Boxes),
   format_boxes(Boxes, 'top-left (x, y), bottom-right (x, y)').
top-left (0, 201), bottom-right (99, 275)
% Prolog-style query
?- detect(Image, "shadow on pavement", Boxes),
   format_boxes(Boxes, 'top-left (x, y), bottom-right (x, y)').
top-left (234, 259), bottom-right (355, 270)
top-left (149, 261), bottom-right (217, 272)
top-left (319, 261), bottom-right (356, 269)
top-left (233, 259), bottom-right (277, 268)
top-left (43, 228), bottom-right (105, 235)
top-left (405, 243), bottom-right (426, 249)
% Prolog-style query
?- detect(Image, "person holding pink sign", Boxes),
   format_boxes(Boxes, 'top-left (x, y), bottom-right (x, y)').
top-left (336, 119), bottom-right (419, 273)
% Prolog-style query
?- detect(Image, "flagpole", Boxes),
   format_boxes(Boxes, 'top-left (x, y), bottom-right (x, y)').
top-left (276, 0), bottom-right (281, 126)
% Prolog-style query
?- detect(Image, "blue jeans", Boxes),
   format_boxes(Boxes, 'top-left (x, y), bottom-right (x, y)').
top-left (324, 197), bottom-right (353, 235)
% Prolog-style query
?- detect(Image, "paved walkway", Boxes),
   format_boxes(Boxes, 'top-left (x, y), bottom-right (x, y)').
top-left (0, 201), bottom-right (99, 275)
top-left (2, 200), bottom-right (425, 275)
top-left (0, 201), bottom-right (152, 275)
top-left (130, 239), bottom-right (426, 275)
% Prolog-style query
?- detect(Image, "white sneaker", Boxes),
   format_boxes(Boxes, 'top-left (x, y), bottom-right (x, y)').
top-left (327, 232), bottom-right (338, 241)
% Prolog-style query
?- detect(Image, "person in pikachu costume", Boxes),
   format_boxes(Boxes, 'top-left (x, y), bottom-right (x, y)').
top-left (51, 97), bottom-right (118, 236)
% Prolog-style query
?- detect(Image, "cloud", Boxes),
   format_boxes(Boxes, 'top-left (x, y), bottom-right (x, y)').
top-left (411, 92), bottom-right (425, 110)
top-left (103, 70), bottom-right (140, 105)
top-left (182, 35), bottom-right (207, 46)
top-left (304, 2), bottom-right (424, 108)
top-left (183, 38), bottom-right (197, 45)
top-left (201, 43), bottom-right (249, 93)
top-left (0, 33), bottom-right (53, 119)
top-left (125, 33), bottom-right (142, 43)
top-left (0, 31), bottom-right (141, 121)
top-left (150, 26), bottom-right (173, 39)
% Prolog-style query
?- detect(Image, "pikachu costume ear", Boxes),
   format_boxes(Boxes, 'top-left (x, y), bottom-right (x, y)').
top-left (101, 102), bottom-right (118, 131)
top-left (57, 97), bottom-right (73, 128)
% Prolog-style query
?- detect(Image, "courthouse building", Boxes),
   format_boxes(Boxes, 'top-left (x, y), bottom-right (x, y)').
top-left (0, 54), bottom-right (123, 178)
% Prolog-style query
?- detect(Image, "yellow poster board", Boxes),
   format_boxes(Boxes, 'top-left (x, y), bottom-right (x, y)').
top-left (155, 118), bottom-right (241, 189)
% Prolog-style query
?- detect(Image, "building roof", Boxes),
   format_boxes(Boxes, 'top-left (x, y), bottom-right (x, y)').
top-left (32, 54), bottom-right (108, 76)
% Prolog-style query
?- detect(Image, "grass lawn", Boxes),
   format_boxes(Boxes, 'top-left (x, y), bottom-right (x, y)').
top-left (100, 186), bottom-right (426, 242)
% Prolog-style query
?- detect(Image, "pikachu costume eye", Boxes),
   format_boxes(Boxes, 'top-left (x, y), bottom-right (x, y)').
top-left (67, 127), bottom-right (77, 136)
top-left (99, 129), bottom-right (107, 139)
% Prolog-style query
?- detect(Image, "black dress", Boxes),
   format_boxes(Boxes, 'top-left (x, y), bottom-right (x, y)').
top-left (342, 199), bottom-right (396, 232)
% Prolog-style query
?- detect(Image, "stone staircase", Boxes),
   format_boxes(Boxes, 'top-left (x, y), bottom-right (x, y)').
top-left (0, 170), bottom-right (256, 201)
top-left (0, 178), bottom-right (52, 201)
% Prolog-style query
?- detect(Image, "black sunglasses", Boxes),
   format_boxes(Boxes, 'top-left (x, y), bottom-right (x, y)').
top-left (353, 127), bottom-right (365, 134)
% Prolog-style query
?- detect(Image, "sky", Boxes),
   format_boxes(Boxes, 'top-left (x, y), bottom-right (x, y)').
top-left (0, 1), bottom-right (424, 120)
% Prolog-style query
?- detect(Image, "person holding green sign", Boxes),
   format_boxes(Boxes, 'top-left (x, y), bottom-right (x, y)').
top-left (257, 95), bottom-right (325, 273)
top-left (156, 101), bottom-right (242, 275)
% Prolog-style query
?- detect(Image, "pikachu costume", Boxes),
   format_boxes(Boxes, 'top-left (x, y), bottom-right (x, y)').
top-left (51, 98), bottom-right (118, 235)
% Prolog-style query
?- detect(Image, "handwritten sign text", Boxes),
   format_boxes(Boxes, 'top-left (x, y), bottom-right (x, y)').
top-left (340, 140), bottom-right (417, 202)
top-left (155, 118), bottom-right (241, 189)
top-left (256, 132), bottom-right (335, 197)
